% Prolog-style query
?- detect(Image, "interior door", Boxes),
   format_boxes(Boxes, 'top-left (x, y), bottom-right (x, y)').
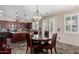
top-left (42, 17), bottom-right (55, 38)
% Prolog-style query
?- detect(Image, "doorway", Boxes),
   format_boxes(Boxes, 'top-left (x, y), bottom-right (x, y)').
top-left (42, 17), bottom-right (55, 38)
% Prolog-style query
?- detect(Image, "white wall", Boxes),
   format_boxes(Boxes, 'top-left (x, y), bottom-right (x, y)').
top-left (42, 7), bottom-right (79, 46)
top-left (0, 16), bottom-right (31, 23)
top-left (49, 7), bottom-right (79, 46)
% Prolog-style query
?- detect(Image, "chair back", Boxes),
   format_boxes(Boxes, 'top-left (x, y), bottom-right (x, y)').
top-left (51, 33), bottom-right (57, 47)
top-left (0, 32), bottom-right (7, 44)
top-left (26, 33), bottom-right (32, 47)
top-left (33, 30), bottom-right (38, 35)
top-left (6, 32), bottom-right (13, 38)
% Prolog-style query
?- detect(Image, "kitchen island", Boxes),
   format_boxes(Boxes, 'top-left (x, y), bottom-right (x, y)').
top-left (11, 32), bottom-right (30, 43)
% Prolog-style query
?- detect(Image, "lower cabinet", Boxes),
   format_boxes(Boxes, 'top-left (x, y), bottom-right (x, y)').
top-left (11, 32), bottom-right (27, 43)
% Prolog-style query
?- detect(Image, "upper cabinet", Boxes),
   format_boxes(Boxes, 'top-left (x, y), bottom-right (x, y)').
top-left (64, 13), bottom-right (79, 33)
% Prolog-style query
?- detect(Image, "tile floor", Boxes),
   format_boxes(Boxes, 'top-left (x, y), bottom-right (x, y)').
top-left (11, 41), bottom-right (79, 54)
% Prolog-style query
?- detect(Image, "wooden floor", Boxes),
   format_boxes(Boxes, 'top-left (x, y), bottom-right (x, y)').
top-left (11, 41), bottom-right (79, 54)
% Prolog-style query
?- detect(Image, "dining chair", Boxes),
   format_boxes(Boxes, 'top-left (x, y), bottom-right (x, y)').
top-left (26, 32), bottom-right (42, 53)
top-left (0, 34), bottom-right (11, 54)
top-left (33, 30), bottom-right (38, 35)
top-left (42, 33), bottom-right (57, 54)
top-left (0, 42), bottom-right (11, 54)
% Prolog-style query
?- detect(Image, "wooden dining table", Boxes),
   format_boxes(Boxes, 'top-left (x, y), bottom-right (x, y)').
top-left (31, 35), bottom-right (51, 53)
top-left (32, 38), bottom-right (51, 43)
top-left (32, 35), bottom-right (51, 43)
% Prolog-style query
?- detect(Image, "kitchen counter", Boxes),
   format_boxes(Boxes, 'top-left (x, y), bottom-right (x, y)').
top-left (12, 31), bottom-right (29, 34)
top-left (11, 32), bottom-right (30, 43)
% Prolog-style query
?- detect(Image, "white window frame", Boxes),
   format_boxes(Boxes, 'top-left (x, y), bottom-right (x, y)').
top-left (32, 20), bottom-right (39, 31)
top-left (64, 13), bottom-right (79, 33)
top-left (42, 17), bottom-right (55, 38)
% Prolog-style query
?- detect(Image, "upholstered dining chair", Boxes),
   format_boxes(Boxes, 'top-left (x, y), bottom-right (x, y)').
top-left (42, 33), bottom-right (57, 54)
top-left (26, 33), bottom-right (41, 53)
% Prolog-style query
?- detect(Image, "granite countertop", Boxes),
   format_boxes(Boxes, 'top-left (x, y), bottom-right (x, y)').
top-left (11, 31), bottom-right (30, 34)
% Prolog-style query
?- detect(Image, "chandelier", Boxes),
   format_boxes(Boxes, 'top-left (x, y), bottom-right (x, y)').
top-left (33, 5), bottom-right (42, 21)
top-left (15, 12), bottom-right (26, 22)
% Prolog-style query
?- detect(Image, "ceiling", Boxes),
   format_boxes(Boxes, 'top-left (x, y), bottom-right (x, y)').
top-left (0, 5), bottom-right (77, 19)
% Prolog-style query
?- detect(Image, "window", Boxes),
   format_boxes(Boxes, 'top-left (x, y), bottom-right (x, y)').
top-left (64, 13), bottom-right (79, 33)
top-left (32, 21), bottom-right (39, 30)
top-left (42, 18), bottom-right (55, 38)
top-left (0, 10), bottom-right (3, 16)
top-left (42, 19), bottom-right (49, 38)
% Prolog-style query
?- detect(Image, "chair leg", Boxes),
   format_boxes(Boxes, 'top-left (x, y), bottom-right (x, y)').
top-left (50, 49), bottom-right (53, 54)
top-left (30, 48), bottom-right (32, 54)
top-left (47, 49), bottom-right (50, 54)
top-left (47, 49), bottom-right (49, 54)
top-left (54, 47), bottom-right (57, 54)
top-left (26, 46), bottom-right (29, 53)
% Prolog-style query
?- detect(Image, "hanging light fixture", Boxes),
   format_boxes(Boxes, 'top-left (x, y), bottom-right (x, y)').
top-left (15, 12), bottom-right (22, 22)
top-left (33, 5), bottom-right (42, 21)
top-left (15, 12), bottom-right (20, 22)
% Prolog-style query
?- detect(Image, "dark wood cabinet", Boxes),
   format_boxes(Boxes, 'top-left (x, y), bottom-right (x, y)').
top-left (11, 32), bottom-right (26, 42)
top-left (0, 20), bottom-right (32, 31)
top-left (0, 20), bottom-right (32, 43)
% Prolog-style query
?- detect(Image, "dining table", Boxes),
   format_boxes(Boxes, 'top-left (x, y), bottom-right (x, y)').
top-left (32, 34), bottom-right (51, 43)
top-left (31, 35), bottom-right (51, 53)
